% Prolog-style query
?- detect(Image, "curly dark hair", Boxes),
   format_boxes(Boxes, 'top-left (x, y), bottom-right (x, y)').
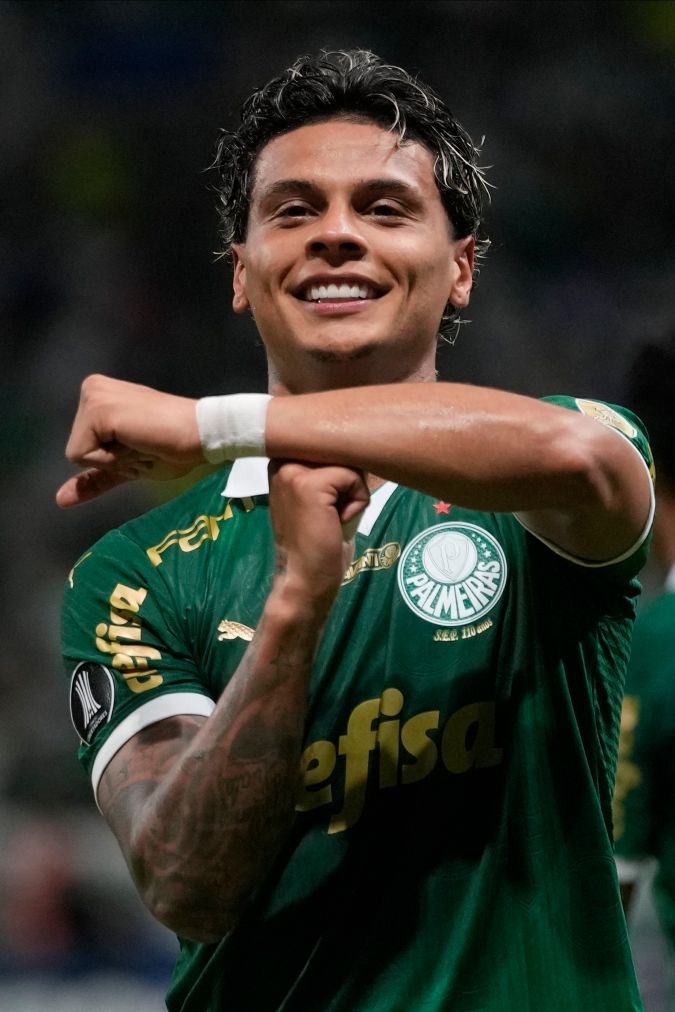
top-left (212, 49), bottom-right (490, 339)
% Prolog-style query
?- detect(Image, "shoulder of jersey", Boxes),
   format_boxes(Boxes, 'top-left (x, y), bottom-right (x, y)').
top-left (78, 465), bottom-right (235, 561)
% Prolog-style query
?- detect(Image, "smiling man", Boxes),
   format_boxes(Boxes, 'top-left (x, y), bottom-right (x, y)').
top-left (230, 117), bottom-right (473, 390)
top-left (60, 51), bottom-right (653, 1011)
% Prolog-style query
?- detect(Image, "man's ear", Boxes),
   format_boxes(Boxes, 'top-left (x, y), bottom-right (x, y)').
top-left (231, 245), bottom-right (250, 314)
top-left (448, 236), bottom-right (475, 309)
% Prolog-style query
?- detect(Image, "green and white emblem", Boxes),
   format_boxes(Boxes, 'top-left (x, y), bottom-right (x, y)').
top-left (398, 522), bottom-right (507, 627)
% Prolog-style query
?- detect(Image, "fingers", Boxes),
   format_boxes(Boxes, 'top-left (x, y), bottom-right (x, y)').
top-left (63, 375), bottom-right (118, 465)
top-left (337, 475), bottom-right (370, 541)
top-left (64, 374), bottom-right (204, 469)
top-left (66, 439), bottom-right (136, 469)
top-left (55, 468), bottom-right (134, 509)
top-left (58, 374), bottom-right (205, 507)
top-left (336, 474), bottom-right (371, 523)
top-left (340, 514), bottom-right (362, 542)
top-left (269, 460), bottom-right (370, 537)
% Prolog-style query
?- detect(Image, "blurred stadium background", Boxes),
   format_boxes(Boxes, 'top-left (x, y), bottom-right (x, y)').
top-left (1, 1), bottom-right (673, 1009)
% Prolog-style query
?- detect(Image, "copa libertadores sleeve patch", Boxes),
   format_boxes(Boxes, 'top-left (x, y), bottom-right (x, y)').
top-left (70, 662), bottom-right (115, 743)
top-left (574, 398), bottom-right (638, 438)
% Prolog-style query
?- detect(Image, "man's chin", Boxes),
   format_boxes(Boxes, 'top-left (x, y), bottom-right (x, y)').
top-left (308, 340), bottom-right (379, 364)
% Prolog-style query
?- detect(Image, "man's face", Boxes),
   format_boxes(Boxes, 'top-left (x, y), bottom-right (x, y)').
top-left (231, 118), bottom-right (474, 391)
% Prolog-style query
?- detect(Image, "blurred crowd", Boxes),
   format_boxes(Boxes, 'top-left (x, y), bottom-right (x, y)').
top-left (1, 1), bottom-right (673, 1008)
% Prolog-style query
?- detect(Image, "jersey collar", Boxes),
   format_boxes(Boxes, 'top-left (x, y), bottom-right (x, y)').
top-left (222, 457), bottom-right (398, 536)
top-left (222, 456), bottom-right (270, 498)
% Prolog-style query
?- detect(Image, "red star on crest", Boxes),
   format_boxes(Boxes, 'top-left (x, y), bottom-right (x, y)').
top-left (433, 501), bottom-right (451, 515)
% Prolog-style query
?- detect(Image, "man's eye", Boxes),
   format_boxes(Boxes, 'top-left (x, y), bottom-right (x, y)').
top-left (369, 203), bottom-right (402, 217)
top-left (278, 204), bottom-right (310, 217)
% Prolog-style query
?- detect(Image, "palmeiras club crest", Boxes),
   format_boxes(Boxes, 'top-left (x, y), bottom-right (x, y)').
top-left (397, 522), bottom-right (507, 627)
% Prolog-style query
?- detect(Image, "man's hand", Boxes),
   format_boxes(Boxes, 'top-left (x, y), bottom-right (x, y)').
top-left (269, 461), bottom-right (370, 615)
top-left (56, 375), bottom-right (204, 507)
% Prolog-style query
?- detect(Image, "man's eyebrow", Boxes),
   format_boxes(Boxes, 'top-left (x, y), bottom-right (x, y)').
top-left (255, 177), bottom-right (420, 201)
top-left (361, 178), bottom-right (419, 196)
top-left (256, 179), bottom-right (320, 201)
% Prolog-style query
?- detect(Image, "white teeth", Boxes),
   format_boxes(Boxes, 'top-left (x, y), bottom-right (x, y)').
top-left (306, 283), bottom-right (374, 301)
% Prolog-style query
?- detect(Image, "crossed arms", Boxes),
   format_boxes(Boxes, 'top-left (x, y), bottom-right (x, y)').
top-left (61, 376), bottom-right (652, 940)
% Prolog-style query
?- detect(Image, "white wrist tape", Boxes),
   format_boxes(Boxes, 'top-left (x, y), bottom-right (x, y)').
top-left (196, 394), bottom-right (272, 463)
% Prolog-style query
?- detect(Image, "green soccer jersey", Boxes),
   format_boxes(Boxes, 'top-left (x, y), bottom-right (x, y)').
top-left (62, 395), bottom-right (653, 1012)
top-left (614, 581), bottom-right (675, 951)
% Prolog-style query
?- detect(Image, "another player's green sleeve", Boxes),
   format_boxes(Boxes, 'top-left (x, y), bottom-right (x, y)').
top-left (615, 595), bottom-right (675, 860)
top-left (614, 691), bottom-right (655, 857)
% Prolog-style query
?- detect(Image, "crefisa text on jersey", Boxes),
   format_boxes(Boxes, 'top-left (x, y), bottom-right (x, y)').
top-left (297, 689), bottom-right (502, 834)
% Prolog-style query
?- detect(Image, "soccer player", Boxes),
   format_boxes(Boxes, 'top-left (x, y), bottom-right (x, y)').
top-left (614, 341), bottom-right (675, 991)
top-left (60, 50), bottom-right (654, 1011)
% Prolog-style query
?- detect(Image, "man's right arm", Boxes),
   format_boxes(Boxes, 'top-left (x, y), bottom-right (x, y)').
top-left (98, 600), bottom-right (324, 943)
top-left (94, 461), bottom-right (368, 943)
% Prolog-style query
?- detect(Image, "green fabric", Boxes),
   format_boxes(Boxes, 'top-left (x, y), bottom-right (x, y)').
top-left (614, 589), bottom-right (675, 950)
top-left (62, 395), bottom-right (652, 1011)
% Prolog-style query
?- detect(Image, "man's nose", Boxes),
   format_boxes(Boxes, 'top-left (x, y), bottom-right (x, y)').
top-left (305, 205), bottom-right (366, 263)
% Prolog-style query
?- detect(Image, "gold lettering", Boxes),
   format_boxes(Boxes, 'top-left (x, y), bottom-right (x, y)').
top-left (125, 672), bottom-right (164, 692)
top-left (111, 654), bottom-right (163, 692)
top-left (146, 503), bottom-right (234, 566)
top-left (109, 584), bottom-right (147, 623)
top-left (298, 693), bottom-right (502, 834)
top-left (329, 696), bottom-right (381, 834)
top-left (433, 629), bottom-right (459, 642)
top-left (178, 519), bottom-right (218, 553)
top-left (296, 740), bottom-right (336, 811)
top-left (95, 625), bottom-right (161, 663)
top-left (378, 688), bottom-right (404, 788)
top-left (96, 623), bottom-right (141, 644)
top-left (91, 584), bottom-right (164, 694)
top-left (401, 711), bottom-right (440, 784)
top-left (113, 654), bottom-right (148, 671)
top-left (441, 701), bottom-right (502, 774)
top-left (613, 696), bottom-right (642, 838)
top-left (342, 542), bottom-right (401, 585)
top-left (111, 643), bottom-right (162, 660)
top-left (619, 696), bottom-right (640, 751)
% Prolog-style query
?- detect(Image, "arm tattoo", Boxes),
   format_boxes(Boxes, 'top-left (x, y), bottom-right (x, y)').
top-left (99, 608), bottom-right (320, 940)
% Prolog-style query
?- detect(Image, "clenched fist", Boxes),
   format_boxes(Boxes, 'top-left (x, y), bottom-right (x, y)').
top-left (269, 460), bottom-right (370, 616)
top-left (57, 375), bottom-right (204, 507)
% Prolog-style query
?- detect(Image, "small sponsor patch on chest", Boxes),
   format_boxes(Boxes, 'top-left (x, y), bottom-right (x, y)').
top-left (69, 662), bottom-right (115, 743)
top-left (397, 522), bottom-right (507, 627)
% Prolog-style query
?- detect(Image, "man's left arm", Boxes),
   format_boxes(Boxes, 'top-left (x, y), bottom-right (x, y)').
top-left (263, 384), bottom-right (653, 564)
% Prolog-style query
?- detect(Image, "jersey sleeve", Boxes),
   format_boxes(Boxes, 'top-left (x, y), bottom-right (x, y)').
top-left (62, 527), bottom-right (215, 802)
top-left (518, 395), bottom-right (655, 578)
top-left (615, 600), bottom-right (675, 861)
top-left (613, 692), bottom-right (656, 859)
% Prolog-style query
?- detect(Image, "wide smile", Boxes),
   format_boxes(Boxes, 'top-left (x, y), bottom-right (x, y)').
top-left (292, 279), bottom-right (388, 316)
